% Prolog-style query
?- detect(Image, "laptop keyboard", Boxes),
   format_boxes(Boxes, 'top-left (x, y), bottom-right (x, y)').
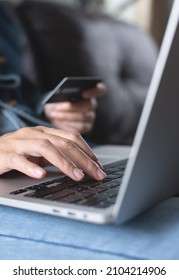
top-left (9, 160), bottom-right (127, 208)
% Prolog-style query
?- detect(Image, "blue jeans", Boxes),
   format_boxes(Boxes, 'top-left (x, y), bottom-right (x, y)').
top-left (1, 197), bottom-right (179, 260)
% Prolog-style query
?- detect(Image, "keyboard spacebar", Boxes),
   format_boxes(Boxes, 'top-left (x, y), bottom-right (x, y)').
top-left (26, 185), bottom-right (65, 198)
top-left (44, 190), bottom-right (75, 200)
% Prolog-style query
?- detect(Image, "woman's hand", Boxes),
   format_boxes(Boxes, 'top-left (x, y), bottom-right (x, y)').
top-left (0, 126), bottom-right (106, 181)
top-left (44, 83), bottom-right (106, 134)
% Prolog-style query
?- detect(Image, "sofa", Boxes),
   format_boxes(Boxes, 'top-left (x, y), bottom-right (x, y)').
top-left (13, 0), bottom-right (157, 145)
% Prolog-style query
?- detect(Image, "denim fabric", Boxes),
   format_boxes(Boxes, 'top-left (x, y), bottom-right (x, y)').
top-left (0, 2), bottom-right (44, 131)
top-left (0, 197), bottom-right (179, 260)
top-left (0, 3), bottom-right (21, 76)
top-left (0, 107), bottom-right (26, 134)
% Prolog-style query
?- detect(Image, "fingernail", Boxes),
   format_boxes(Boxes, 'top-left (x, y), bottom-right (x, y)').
top-left (96, 168), bottom-right (107, 180)
top-left (97, 82), bottom-right (105, 88)
top-left (32, 167), bottom-right (45, 177)
top-left (73, 168), bottom-right (84, 180)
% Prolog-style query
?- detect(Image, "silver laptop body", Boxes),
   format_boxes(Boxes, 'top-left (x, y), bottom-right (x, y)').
top-left (0, 0), bottom-right (178, 224)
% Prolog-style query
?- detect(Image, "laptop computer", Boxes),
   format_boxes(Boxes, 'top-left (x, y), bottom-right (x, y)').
top-left (0, 0), bottom-right (178, 224)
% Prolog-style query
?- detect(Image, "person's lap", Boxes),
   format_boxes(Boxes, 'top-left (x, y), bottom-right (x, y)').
top-left (1, 197), bottom-right (179, 260)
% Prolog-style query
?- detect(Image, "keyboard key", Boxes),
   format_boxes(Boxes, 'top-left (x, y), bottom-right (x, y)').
top-left (54, 190), bottom-right (76, 200)
top-left (25, 184), bottom-right (65, 198)
top-left (59, 194), bottom-right (85, 203)
top-left (10, 189), bottom-right (27, 195)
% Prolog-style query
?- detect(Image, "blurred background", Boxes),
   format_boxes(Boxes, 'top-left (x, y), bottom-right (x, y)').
top-left (37, 0), bottom-right (173, 46)
top-left (5, 0), bottom-right (174, 144)
top-left (12, 0), bottom-right (174, 46)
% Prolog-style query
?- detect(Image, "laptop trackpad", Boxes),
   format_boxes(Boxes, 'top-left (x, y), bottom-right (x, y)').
top-left (93, 145), bottom-right (131, 165)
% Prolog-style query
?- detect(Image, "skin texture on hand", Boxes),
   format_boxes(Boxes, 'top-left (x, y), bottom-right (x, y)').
top-left (44, 83), bottom-right (106, 134)
top-left (0, 126), bottom-right (106, 181)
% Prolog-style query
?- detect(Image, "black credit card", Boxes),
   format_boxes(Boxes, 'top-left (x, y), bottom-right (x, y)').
top-left (41, 76), bottom-right (102, 104)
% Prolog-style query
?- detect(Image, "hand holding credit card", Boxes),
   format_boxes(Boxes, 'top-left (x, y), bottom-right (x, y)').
top-left (41, 76), bottom-right (103, 105)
